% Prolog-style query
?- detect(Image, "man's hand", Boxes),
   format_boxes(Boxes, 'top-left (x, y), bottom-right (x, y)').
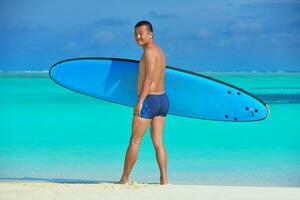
top-left (134, 102), bottom-right (143, 116)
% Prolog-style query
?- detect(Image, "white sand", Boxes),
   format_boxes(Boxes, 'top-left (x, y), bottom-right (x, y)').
top-left (0, 181), bottom-right (300, 200)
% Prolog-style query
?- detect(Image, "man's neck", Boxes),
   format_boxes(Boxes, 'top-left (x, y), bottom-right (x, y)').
top-left (142, 41), bottom-right (154, 50)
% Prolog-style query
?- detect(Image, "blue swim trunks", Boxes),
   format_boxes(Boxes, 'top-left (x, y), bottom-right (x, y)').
top-left (140, 92), bottom-right (169, 119)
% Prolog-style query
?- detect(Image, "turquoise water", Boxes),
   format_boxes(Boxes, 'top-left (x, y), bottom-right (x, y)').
top-left (0, 72), bottom-right (299, 186)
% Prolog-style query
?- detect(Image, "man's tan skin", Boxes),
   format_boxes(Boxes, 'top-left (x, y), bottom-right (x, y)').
top-left (119, 23), bottom-right (168, 185)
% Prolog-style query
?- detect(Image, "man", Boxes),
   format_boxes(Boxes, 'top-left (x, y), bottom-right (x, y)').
top-left (119, 20), bottom-right (169, 185)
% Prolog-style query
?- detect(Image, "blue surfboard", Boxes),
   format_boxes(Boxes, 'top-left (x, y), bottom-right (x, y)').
top-left (49, 57), bottom-right (269, 122)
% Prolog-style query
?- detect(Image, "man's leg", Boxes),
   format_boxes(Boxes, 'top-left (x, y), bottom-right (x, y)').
top-left (119, 116), bottom-right (151, 184)
top-left (150, 116), bottom-right (168, 185)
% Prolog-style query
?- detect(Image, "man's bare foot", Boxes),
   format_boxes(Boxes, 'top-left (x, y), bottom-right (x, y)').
top-left (118, 177), bottom-right (128, 184)
top-left (160, 176), bottom-right (169, 185)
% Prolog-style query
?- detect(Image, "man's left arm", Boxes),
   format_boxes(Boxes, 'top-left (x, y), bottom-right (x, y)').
top-left (135, 49), bottom-right (155, 116)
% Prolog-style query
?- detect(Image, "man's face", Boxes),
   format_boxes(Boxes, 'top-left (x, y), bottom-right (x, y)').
top-left (134, 25), bottom-right (152, 46)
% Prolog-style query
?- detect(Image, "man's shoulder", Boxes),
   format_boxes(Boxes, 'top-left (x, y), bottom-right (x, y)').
top-left (144, 48), bottom-right (155, 57)
top-left (145, 44), bottom-right (160, 55)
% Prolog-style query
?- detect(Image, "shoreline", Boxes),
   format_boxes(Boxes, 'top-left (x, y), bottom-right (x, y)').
top-left (1, 177), bottom-right (299, 188)
top-left (0, 181), bottom-right (299, 200)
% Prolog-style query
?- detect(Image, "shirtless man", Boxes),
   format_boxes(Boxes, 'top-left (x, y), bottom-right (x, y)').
top-left (119, 21), bottom-right (169, 185)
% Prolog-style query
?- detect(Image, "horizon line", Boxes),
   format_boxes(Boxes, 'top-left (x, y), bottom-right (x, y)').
top-left (1, 70), bottom-right (300, 73)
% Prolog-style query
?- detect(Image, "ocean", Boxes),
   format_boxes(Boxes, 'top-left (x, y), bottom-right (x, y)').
top-left (0, 71), bottom-right (299, 186)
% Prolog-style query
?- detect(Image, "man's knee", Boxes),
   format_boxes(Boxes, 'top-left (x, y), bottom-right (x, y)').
top-left (152, 139), bottom-right (163, 149)
top-left (130, 138), bottom-right (142, 147)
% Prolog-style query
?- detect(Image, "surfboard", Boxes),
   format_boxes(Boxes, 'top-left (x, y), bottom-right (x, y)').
top-left (49, 57), bottom-right (270, 122)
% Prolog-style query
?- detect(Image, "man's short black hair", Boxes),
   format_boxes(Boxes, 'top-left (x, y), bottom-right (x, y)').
top-left (135, 20), bottom-right (153, 32)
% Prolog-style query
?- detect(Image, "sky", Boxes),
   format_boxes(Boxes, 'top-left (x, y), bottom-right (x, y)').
top-left (0, 0), bottom-right (299, 71)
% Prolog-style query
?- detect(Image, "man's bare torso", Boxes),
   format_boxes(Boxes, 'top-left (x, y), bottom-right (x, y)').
top-left (137, 44), bottom-right (166, 95)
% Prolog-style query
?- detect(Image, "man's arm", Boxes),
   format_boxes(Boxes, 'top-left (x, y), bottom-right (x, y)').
top-left (137, 49), bottom-right (156, 106)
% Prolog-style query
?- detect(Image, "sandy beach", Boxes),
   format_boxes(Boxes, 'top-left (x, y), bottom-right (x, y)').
top-left (0, 181), bottom-right (299, 200)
